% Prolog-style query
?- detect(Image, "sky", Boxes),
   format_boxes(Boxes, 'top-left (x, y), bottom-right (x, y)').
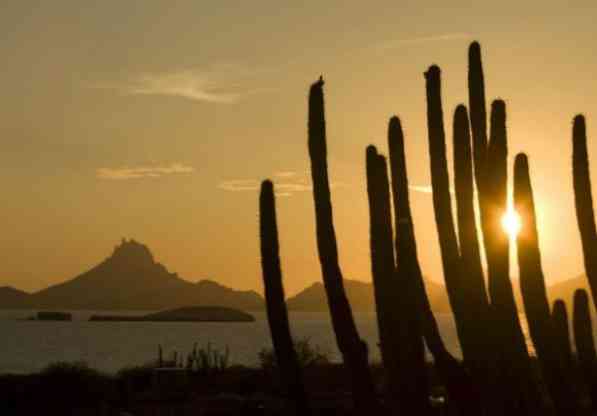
top-left (2, 0), bottom-right (597, 295)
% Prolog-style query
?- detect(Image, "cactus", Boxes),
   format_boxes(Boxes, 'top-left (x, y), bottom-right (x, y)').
top-left (366, 145), bottom-right (429, 415)
top-left (485, 101), bottom-right (528, 357)
top-left (259, 180), bottom-right (309, 415)
top-left (467, 41), bottom-right (491, 263)
top-left (452, 104), bottom-right (490, 360)
top-left (307, 77), bottom-right (378, 413)
top-left (552, 300), bottom-right (574, 369)
top-left (515, 153), bottom-right (579, 414)
top-left (572, 115), bottom-right (597, 310)
top-left (573, 289), bottom-right (597, 410)
top-left (387, 116), bottom-right (453, 361)
top-left (424, 65), bottom-right (470, 355)
top-left (389, 114), bottom-right (481, 415)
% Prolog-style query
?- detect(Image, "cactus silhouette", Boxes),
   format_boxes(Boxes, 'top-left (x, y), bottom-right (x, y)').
top-left (514, 153), bottom-right (579, 414)
top-left (572, 115), bottom-right (597, 311)
top-left (424, 65), bottom-right (470, 354)
top-left (366, 145), bottom-right (429, 415)
top-left (387, 116), bottom-right (448, 359)
top-left (552, 300), bottom-right (574, 370)
top-left (467, 42), bottom-right (492, 265)
top-left (453, 104), bottom-right (490, 358)
top-left (573, 289), bottom-right (597, 410)
top-left (259, 180), bottom-right (310, 415)
top-left (485, 100), bottom-right (540, 413)
top-left (307, 77), bottom-right (378, 413)
top-left (389, 114), bottom-right (480, 415)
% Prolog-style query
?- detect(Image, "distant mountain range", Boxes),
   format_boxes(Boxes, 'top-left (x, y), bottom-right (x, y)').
top-left (0, 239), bottom-right (592, 313)
top-left (0, 240), bottom-right (263, 311)
top-left (286, 278), bottom-right (451, 312)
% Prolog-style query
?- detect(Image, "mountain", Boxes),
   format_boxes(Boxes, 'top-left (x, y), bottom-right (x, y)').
top-left (1, 238), bottom-right (591, 313)
top-left (0, 239), bottom-right (263, 311)
top-left (0, 286), bottom-right (31, 308)
top-left (287, 278), bottom-right (451, 313)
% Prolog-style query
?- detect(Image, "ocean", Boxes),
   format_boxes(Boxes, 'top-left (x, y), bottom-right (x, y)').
top-left (1, 310), bottom-right (530, 374)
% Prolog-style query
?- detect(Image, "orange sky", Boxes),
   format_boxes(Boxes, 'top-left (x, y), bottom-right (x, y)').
top-left (1, 1), bottom-right (596, 295)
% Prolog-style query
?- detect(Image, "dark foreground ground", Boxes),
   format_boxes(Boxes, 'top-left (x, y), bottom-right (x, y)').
top-left (0, 363), bottom-right (448, 416)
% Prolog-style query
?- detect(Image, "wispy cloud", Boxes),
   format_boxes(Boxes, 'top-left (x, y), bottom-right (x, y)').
top-left (217, 179), bottom-right (261, 192)
top-left (409, 184), bottom-right (456, 195)
top-left (274, 171), bottom-right (297, 178)
top-left (97, 163), bottom-right (195, 180)
top-left (409, 185), bottom-right (433, 194)
top-left (375, 32), bottom-right (472, 51)
top-left (125, 70), bottom-right (240, 103)
top-left (218, 174), bottom-right (348, 197)
top-left (89, 64), bottom-right (275, 104)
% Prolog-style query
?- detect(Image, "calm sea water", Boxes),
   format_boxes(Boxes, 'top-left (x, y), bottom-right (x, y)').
top-left (0, 310), bottom-right (536, 374)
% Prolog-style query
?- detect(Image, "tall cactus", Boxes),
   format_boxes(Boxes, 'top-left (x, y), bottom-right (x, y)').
top-left (573, 289), bottom-right (597, 410)
top-left (485, 100), bottom-right (538, 413)
top-left (552, 300), bottom-right (574, 369)
top-left (424, 65), bottom-right (470, 356)
top-left (387, 116), bottom-right (453, 362)
top-left (307, 77), bottom-right (378, 413)
top-left (390, 114), bottom-right (480, 415)
top-left (366, 145), bottom-right (428, 415)
top-left (572, 115), bottom-right (597, 310)
top-left (514, 154), bottom-right (579, 415)
top-left (453, 104), bottom-right (491, 358)
top-left (259, 180), bottom-right (309, 415)
top-left (467, 42), bottom-right (491, 257)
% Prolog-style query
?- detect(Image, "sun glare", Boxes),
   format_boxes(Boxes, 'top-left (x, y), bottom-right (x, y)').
top-left (501, 209), bottom-right (522, 238)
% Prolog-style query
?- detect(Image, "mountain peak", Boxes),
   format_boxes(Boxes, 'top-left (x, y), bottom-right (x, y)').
top-left (110, 238), bottom-right (155, 266)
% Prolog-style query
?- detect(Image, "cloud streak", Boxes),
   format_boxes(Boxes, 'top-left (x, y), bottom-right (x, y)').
top-left (409, 185), bottom-right (433, 194)
top-left (125, 70), bottom-right (240, 104)
top-left (90, 63), bottom-right (275, 104)
top-left (97, 163), bottom-right (195, 180)
top-left (218, 173), bottom-right (348, 197)
top-left (409, 184), bottom-right (456, 195)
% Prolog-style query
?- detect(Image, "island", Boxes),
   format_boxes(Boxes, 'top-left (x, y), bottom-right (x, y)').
top-left (28, 311), bottom-right (72, 321)
top-left (89, 306), bottom-right (255, 322)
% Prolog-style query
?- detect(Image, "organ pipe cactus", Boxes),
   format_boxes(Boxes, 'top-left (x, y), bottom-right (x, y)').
top-left (573, 289), bottom-right (597, 410)
top-left (366, 145), bottom-right (428, 415)
top-left (552, 300), bottom-right (574, 370)
top-left (572, 115), bottom-right (597, 310)
top-left (514, 153), bottom-right (579, 415)
top-left (259, 180), bottom-right (310, 415)
top-left (390, 114), bottom-right (480, 415)
top-left (387, 116), bottom-right (454, 362)
top-left (307, 77), bottom-right (379, 413)
top-left (468, 42), bottom-right (491, 262)
top-left (452, 104), bottom-right (490, 361)
top-left (424, 65), bottom-right (470, 357)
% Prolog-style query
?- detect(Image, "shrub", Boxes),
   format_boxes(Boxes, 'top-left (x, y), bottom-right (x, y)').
top-left (258, 337), bottom-right (330, 370)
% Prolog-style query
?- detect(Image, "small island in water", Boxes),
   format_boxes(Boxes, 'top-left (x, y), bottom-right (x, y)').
top-left (28, 311), bottom-right (73, 321)
top-left (89, 306), bottom-right (255, 322)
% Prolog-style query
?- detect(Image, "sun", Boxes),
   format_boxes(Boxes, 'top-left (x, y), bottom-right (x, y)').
top-left (501, 209), bottom-right (522, 238)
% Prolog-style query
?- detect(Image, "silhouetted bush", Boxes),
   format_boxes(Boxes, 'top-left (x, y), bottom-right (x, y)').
top-left (258, 338), bottom-right (330, 370)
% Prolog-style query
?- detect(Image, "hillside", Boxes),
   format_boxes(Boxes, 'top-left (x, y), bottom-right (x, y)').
top-left (0, 286), bottom-right (31, 308)
top-left (287, 278), bottom-right (451, 313)
top-left (1, 239), bottom-right (263, 311)
top-left (1, 239), bottom-right (591, 313)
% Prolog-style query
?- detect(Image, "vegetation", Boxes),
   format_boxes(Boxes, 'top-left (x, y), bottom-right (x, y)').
top-left (258, 337), bottom-right (330, 370)
top-left (255, 41), bottom-right (597, 415)
top-left (259, 180), bottom-right (310, 415)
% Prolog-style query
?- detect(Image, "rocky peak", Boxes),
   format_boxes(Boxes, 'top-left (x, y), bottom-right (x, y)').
top-left (110, 238), bottom-right (155, 266)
